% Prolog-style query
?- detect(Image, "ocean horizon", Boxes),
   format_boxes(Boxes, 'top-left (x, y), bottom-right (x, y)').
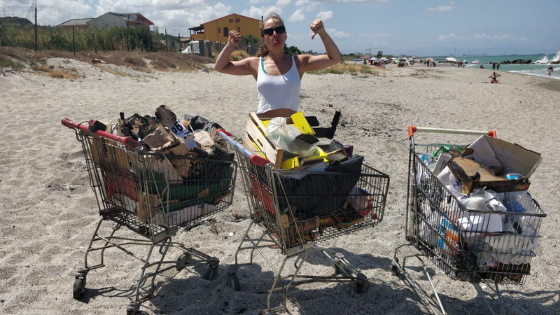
top-left (427, 52), bottom-right (560, 80)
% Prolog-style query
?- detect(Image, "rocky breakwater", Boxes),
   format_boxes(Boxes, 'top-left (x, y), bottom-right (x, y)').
top-left (500, 59), bottom-right (532, 64)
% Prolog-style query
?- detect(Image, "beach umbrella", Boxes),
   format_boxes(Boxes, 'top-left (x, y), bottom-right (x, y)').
top-left (426, 57), bottom-right (433, 61)
top-left (446, 57), bottom-right (457, 62)
top-left (370, 57), bottom-right (377, 61)
top-left (471, 60), bottom-right (481, 64)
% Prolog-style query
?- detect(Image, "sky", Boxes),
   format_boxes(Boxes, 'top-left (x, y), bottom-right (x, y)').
top-left (2, 0), bottom-right (560, 56)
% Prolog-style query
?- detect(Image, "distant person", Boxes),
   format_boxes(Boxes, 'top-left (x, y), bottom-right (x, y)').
top-left (548, 65), bottom-right (553, 76)
top-left (492, 62), bottom-right (496, 71)
top-left (480, 65), bottom-right (484, 69)
top-left (489, 72), bottom-right (501, 84)
top-left (496, 63), bottom-right (500, 71)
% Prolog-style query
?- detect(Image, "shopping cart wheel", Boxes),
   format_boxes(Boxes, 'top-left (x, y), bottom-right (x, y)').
top-left (226, 273), bottom-right (241, 291)
top-left (176, 253), bottom-right (192, 271)
top-left (73, 278), bottom-right (86, 299)
top-left (355, 273), bottom-right (368, 294)
top-left (203, 265), bottom-right (218, 280)
top-left (126, 304), bottom-right (149, 315)
top-left (390, 261), bottom-right (400, 276)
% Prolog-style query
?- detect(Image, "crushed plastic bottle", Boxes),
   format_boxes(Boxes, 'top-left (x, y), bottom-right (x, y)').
top-left (420, 153), bottom-right (431, 166)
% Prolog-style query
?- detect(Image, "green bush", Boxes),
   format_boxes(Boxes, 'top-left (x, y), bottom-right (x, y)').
top-left (1, 24), bottom-right (158, 52)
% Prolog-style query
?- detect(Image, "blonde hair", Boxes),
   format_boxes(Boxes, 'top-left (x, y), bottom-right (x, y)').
top-left (256, 12), bottom-right (285, 57)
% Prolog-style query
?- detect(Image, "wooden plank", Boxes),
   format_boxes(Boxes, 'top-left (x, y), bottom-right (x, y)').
top-left (249, 112), bottom-right (284, 166)
top-left (245, 119), bottom-right (282, 168)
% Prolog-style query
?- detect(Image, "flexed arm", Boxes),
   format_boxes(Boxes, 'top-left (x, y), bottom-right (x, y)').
top-left (215, 31), bottom-right (257, 77)
top-left (301, 19), bottom-right (342, 72)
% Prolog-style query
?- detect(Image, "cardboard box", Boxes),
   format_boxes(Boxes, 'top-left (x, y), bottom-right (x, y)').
top-left (448, 135), bottom-right (541, 194)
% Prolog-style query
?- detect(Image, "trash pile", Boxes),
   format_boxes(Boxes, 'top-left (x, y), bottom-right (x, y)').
top-left (240, 110), bottom-right (387, 244)
top-left (415, 135), bottom-right (544, 282)
top-left (88, 105), bottom-right (235, 226)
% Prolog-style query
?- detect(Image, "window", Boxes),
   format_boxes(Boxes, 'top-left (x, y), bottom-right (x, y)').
top-left (229, 19), bottom-right (233, 23)
top-left (218, 27), bottom-right (221, 34)
top-left (223, 27), bottom-right (228, 37)
top-left (237, 27), bottom-right (240, 32)
top-left (235, 18), bottom-right (240, 22)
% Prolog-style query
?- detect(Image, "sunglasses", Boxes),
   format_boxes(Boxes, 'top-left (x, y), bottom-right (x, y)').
top-left (262, 26), bottom-right (286, 36)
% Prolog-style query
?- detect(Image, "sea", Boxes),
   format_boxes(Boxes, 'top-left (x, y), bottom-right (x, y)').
top-left (452, 51), bottom-right (560, 80)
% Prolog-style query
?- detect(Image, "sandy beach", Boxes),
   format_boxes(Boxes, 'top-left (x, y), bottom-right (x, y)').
top-left (1, 60), bottom-right (559, 315)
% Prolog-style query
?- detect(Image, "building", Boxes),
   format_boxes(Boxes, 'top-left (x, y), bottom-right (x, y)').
top-left (88, 12), bottom-right (154, 30)
top-left (57, 18), bottom-right (93, 30)
top-left (188, 13), bottom-right (261, 44)
top-left (57, 13), bottom-right (154, 30)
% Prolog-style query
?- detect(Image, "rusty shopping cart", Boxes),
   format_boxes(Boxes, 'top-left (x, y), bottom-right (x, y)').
top-left (391, 126), bottom-right (546, 315)
top-left (62, 119), bottom-right (236, 314)
top-left (218, 129), bottom-right (390, 313)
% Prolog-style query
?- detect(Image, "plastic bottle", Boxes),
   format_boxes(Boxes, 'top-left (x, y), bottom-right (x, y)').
top-left (420, 153), bottom-right (431, 166)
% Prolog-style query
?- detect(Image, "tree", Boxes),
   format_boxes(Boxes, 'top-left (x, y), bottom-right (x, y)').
top-left (241, 34), bottom-right (260, 46)
top-left (284, 45), bottom-right (301, 55)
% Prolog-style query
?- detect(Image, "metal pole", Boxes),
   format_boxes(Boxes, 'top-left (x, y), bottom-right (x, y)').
top-left (73, 27), bottom-right (76, 56)
top-left (93, 32), bottom-right (97, 54)
top-left (165, 29), bottom-right (168, 52)
top-left (34, 6), bottom-right (37, 51)
top-left (127, 14), bottom-right (130, 51)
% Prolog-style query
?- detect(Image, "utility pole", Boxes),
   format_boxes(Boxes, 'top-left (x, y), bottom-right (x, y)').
top-left (127, 14), bottom-right (130, 51)
top-left (365, 48), bottom-right (371, 56)
top-left (34, 4), bottom-right (37, 51)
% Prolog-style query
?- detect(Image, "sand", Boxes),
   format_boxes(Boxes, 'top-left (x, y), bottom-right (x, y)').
top-left (1, 60), bottom-right (559, 315)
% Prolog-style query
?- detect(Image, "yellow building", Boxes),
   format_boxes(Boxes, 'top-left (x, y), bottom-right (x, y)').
top-left (188, 13), bottom-right (261, 43)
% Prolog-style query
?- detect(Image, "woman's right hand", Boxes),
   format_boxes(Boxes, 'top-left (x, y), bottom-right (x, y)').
top-left (228, 30), bottom-right (242, 49)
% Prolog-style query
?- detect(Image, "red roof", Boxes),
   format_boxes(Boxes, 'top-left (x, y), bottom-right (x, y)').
top-left (200, 13), bottom-right (260, 26)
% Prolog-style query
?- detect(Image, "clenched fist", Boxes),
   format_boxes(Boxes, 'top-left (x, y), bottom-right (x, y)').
top-left (310, 19), bottom-right (326, 40)
top-left (228, 30), bottom-right (242, 49)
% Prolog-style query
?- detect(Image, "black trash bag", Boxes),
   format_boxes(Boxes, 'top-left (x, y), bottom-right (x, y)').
top-left (184, 114), bottom-right (223, 132)
top-left (276, 155), bottom-right (364, 217)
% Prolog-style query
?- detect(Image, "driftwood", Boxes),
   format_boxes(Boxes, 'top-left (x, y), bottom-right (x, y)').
top-left (1, 67), bottom-right (18, 76)
top-left (90, 58), bottom-right (106, 64)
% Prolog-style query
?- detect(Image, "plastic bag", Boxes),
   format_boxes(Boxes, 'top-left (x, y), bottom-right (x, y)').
top-left (265, 117), bottom-right (319, 157)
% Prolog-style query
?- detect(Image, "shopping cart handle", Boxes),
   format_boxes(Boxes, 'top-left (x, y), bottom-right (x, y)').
top-left (407, 125), bottom-right (496, 139)
top-left (216, 129), bottom-right (270, 167)
top-left (62, 118), bottom-right (142, 148)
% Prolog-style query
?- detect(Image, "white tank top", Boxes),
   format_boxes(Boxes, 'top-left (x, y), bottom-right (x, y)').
top-left (256, 56), bottom-right (301, 114)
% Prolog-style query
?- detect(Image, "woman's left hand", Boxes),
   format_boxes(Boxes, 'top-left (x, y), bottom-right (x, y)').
top-left (310, 19), bottom-right (325, 40)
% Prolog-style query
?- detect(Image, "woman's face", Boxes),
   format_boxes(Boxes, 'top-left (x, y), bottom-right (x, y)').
top-left (262, 18), bottom-right (286, 50)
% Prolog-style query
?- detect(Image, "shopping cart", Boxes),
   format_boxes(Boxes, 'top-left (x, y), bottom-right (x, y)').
top-left (218, 129), bottom-right (390, 313)
top-left (62, 119), bottom-right (236, 314)
top-left (392, 126), bottom-right (546, 314)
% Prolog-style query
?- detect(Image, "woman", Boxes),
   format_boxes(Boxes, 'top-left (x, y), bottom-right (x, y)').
top-left (489, 72), bottom-right (501, 84)
top-left (215, 12), bottom-right (342, 119)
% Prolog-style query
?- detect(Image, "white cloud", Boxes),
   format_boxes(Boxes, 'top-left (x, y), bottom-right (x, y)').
top-left (426, 2), bottom-right (455, 12)
top-left (241, 6), bottom-right (284, 19)
top-left (297, 0), bottom-right (388, 3)
top-left (316, 10), bottom-right (333, 21)
top-left (250, 0), bottom-right (270, 3)
top-left (289, 9), bottom-right (306, 22)
top-left (276, 0), bottom-right (291, 7)
top-left (356, 32), bottom-right (390, 45)
top-left (437, 33), bottom-right (467, 41)
top-left (323, 28), bottom-right (351, 39)
top-left (474, 33), bottom-right (529, 42)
